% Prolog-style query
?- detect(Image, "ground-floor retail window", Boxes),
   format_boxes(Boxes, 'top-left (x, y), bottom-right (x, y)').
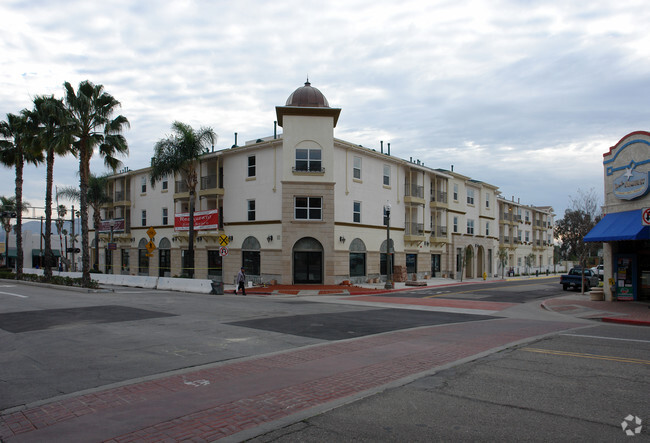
top-left (380, 253), bottom-right (390, 275)
top-left (431, 254), bottom-right (441, 277)
top-left (406, 254), bottom-right (417, 274)
top-left (159, 249), bottom-right (170, 277)
top-left (350, 252), bottom-right (366, 277)
top-left (207, 250), bottom-right (222, 279)
top-left (138, 249), bottom-right (148, 275)
top-left (121, 249), bottom-right (129, 273)
top-left (105, 249), bottom-right (112, 274)
top-left (243, 251), bottom-right (260, 276)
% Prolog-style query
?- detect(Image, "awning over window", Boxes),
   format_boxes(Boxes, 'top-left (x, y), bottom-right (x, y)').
top-left (584, 209), bottom-right (650, 242)
top-left (31, 248), bottom-right (62, 257)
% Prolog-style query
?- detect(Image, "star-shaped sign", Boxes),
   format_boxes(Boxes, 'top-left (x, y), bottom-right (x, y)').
top-left (624, 168), bottom-right (634, 180)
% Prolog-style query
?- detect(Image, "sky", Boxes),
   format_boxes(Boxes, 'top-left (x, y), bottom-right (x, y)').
top-left (2, 0), bottom-right (650, 220)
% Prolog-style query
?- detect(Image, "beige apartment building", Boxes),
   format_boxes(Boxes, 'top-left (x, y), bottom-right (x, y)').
top-left (91, 81), bottom-right (555, 284)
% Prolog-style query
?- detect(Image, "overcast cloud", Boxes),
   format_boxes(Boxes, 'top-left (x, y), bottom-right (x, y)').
top-left (2, 0), bottom-right (650, 218)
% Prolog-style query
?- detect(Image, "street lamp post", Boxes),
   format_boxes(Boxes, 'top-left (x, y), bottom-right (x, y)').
top-left (384, 203), bottom-right (393, 289)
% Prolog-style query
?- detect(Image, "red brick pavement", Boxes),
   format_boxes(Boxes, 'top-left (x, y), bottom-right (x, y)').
top-left (542, 297), bottom-right (650, 326)
top-left (1, 318), bottom-right (583, 442)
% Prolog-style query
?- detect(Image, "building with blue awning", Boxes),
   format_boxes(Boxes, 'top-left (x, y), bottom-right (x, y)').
top-left (586, 131), bottom-right (650, 301)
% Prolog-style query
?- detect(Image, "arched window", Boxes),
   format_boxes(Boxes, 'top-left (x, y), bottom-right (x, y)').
top-left (242, 236), bottom-right (261, 276)
top-left (349, 238), bottom-right (366, 277)
top-left (158, 237), bottom-right (171, 277)
top-left (138, 238), bottom-right (149, 275)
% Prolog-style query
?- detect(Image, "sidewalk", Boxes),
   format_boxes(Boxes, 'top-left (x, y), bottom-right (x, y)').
top-left (541, 294), bottom-right (650, 326)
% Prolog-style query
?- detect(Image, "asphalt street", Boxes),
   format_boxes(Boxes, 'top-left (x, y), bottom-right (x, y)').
top-left (0, 278), bottom-right (648, 441)
top-left (250, 324), bottom-right (650, 442)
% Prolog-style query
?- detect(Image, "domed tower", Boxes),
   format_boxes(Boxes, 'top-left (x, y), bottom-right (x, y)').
top-left (276, 80), bottom-right (341, 127)
top-left (276, 80), bottom-right (341, 285)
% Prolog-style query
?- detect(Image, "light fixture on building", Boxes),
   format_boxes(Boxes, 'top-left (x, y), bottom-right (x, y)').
top-left (339, 236), bottom-right (345, 243)
top-left (267, 235), bottom-right (273, 242)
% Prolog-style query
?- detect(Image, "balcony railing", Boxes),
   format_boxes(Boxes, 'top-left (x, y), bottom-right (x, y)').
top-left (431, 191), bottom-right (448, 203)
top-left (175, 181), bottom-right (189, 193)
top-left (200, 174), bottom-right (217, 190)
top-left (432, 225), bottom-right (447, 237)
top-left (405, 183), bottom-right (424, 199)
top-left (405, 222), bottom-right (425, 236)
top-left (502, 213), bottom-right (512, 221)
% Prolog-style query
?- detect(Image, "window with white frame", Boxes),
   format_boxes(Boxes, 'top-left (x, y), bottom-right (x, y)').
top-left (383, 165), bottom-right (390, 186)
top-left (486, 221), bottom-right (490, 236)
top-left (295, 148), bottom-right (322, 172)
top-left (248, 155), bottom-right (256, 177)
top-left (525, 211), bottom-right (530, 222)
top-left (453, 184), bottom-right (458, 201)
top-left (353, 201), bottom-right (361, 223)
top-left (525, 231), bottom-right (530, 242)
top-left (453, 216), bottom-right (458, 233)
top-left (141, 176), bottom-right (146, 193)
top-left (162, 207), bottom-right (168, 225)
top-left (162, 176), bottom-right (168, 191)
top-left (141, 210), bottom-right (147, 226)
top-left (247, 199), bottom-right (256, 221)
top-left (353, 156), bottom-right (361, 180)
top-left (486, 192), bottom-right (490, 208)
top-left (467, 219), bottom-right (474, 234)
top-left (467, 188), bottom-right (475, 205)
top-left (295, 197), bottom-right (322, 220)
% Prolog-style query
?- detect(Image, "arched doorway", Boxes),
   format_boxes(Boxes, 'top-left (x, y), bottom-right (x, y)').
top-left (137, 238), bottom-right (149, 275)
top-left (293, 237), bottom-right (323, 284)
top-left (476, 245), bottom-right (484, 278)
top-left (242, 236), bottom-right (261, 278)
top-left (465, 245), bottom-right (474, 279)
top-left (349, 238), bottom-right (367, 280)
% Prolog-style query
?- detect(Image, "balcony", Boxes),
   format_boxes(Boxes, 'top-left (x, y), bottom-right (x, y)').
top-left (404, 183), bottom-right (425, 205)
top-left (404, 222), bottom-right (425, 242)
top-left (431, 225), bottom-right (448, 243)
top-left (430, 191), bottom-right (448, 208)
top-left (199, 174), bottom-right (224, 197)
top-left (174, 180), bottom-right (190, 200)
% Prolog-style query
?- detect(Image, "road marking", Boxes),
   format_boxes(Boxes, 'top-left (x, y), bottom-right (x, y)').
top-left (0, 290), bottom-right (27, 298)
top-left (560, 333), bottom-right (650, 344)
top-left (521, 347), bottom-right (650, 365)
top-left (424, 282), bottom-right (544, 299)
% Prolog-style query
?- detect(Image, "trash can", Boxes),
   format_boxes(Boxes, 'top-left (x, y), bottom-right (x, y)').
top-left (211, 280), bottom-right (224, 295)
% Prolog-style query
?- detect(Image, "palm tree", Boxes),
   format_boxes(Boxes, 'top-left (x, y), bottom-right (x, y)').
top-left (28, 95), bottom-right (70, 279)
top-left (150, 121), bottom-right (216, 278)
top-left (0, 196), bottom-right (28, 268)
top-left (57, 174), bottom-right (111, 272)
top-left (0, 112), bottom-right (44, 278)
top-left (63, 80), bottom-right (129, 286)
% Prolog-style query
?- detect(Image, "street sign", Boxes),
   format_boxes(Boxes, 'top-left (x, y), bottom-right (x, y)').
top-left (218, 234), bottom-right (230, 246)
top-left (108, 242), bottom-right (117, 250)
top-left (145, 252), bottom-right (153, 257)
top-left (67, 247), bottom-right (81, 253)
top-left (219, 246), bottom-right (229, 256)
top-left (643, 208), bottom-right (650, 226)
top-left (146, 240), bottom-right (156, 253)
top-left (147, 227), bottom-right (157, 238)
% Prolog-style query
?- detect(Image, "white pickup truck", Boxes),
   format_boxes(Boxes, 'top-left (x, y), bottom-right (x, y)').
top-left (590, 265), bottom-right (604, 280)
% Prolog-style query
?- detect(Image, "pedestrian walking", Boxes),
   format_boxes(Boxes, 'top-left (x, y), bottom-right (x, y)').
top-left (236, 266), bottom-right (246, 295)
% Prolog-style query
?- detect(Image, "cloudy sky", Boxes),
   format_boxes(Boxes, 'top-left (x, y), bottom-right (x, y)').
top-left (2, 0), bottom-right (649, 219)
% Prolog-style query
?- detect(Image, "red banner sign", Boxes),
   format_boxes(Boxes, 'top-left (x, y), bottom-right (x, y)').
top-left (99, 219), bottom-right (125, 233)
top-left (174, 209), bottom-right (219, 231)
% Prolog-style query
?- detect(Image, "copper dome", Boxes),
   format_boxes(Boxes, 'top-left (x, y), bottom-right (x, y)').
top-left (285, 80), bottom-right (330, 108)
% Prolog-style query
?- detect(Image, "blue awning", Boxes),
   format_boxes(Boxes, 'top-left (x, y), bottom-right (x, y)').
top-left (584, 209), bottom-right (650, 242)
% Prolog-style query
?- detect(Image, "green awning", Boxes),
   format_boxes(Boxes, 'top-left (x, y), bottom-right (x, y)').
top-left (31, 249), bottom-right (62, 257)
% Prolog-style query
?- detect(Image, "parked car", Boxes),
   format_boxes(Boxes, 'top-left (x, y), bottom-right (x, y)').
top-left (560, 267), bottom-right (599, 291)
top-left (590, 264), bottom-right (604, 280)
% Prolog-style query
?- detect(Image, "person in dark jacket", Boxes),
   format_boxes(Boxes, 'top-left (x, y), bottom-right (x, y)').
top-left (236, 266), bottom-right (246, 295)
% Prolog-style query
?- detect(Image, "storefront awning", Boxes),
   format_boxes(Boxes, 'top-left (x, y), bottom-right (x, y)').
top-left (584, 209), bottom-right (650, 242)
top-left (31, 249), bottom-right (62, 257)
